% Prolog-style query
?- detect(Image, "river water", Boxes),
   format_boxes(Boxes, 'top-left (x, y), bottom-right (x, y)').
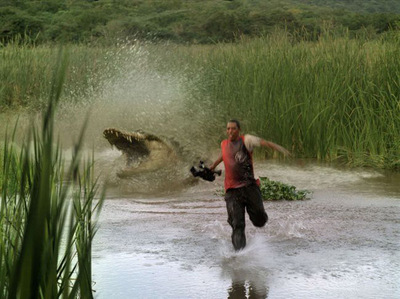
top-left (92, 160), bottom-right (400, 299)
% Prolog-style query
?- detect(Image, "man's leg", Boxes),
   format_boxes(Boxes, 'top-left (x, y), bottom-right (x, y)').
top-left (245, 184), bottom-right (268, 227)
top-left (225, 189), bottom-right (246, 251)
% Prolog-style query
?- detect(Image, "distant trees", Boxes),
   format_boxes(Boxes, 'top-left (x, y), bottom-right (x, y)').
top-left (0, 0), bottom-right (399, 44)
top-left (299, 0), bottom-right (400, 14)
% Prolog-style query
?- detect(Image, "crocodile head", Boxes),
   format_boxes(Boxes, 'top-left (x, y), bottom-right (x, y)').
top-left (103, 128), bottom-right (178, 176)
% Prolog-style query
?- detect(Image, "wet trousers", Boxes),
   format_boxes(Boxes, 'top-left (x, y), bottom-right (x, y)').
top-left (224, 184), bottom-right (268, 251)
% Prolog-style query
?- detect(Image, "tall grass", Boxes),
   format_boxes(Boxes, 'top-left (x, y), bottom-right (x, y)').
top-left (195, 31), bottom-right (400, 169)
top-left (0, 49), bottom-right (105, 297)
top-left (0, 40), bottom-right (119, 110)
top-left (0, 39), bottom-right (170, 111)
top-left (1, 32), bottom-right (399, 169)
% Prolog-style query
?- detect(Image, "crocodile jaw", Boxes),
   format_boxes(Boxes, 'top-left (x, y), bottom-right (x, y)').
top-left (103, 128), bottom-right (150, 159)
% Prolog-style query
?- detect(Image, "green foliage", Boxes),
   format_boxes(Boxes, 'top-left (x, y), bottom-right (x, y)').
top-left (0, 49), bottom-right (105, 298)
top-left (0, 6), bottom-right (43, 43)
top-left (216, 177), bottom-right (310, 201)
top-left (1, 32), bottom-right (400, 170)
top-left (259, 177), bottom-right (310, 201)
top-left (194, 32), bottom-right (400, 170)
top-left (0, 42), bottom-right (118, 110)
top-left (296, 0), bottom-right (400, 13)
top-left (0, 0), bottom-right (400, 44)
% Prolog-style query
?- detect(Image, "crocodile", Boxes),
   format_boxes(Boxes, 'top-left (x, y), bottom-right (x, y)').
top-left (103, 128), bottom-right (182, 178)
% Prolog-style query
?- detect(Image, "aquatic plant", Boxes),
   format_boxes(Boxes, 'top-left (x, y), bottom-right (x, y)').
top-left (215, 177), bottom-right (310, 201)
top-left (0, 49), bottom-right (105, 298)
top-left (259, 177), bottom-right (310, 201)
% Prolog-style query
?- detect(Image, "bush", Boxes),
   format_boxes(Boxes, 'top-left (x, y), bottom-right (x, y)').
top-left (0, 7), bottom-right (43, 43)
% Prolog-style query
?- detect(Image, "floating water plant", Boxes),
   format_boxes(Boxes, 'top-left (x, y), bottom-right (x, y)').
top-left (259, 177), bottom-right (310, 201)
top-left (215, 176), bottom-right (310, 201)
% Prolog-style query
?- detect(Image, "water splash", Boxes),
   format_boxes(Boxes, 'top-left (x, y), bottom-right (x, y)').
top-left (53, 42), bottom-right (219, 194)
top-left (220, 235), bottom-right (273, 298)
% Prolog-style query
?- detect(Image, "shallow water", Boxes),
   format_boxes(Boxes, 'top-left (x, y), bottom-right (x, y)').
top-left (92, 161), bottom-right (400, 299)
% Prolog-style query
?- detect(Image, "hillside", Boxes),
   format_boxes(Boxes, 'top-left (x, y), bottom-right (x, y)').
top-left (293, 0), bottom-right (400, 13)
top-left (0, 0), bottom-right (399, 44)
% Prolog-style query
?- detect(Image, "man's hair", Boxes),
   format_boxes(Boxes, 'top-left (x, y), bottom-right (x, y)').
top-left (228, 119), bottom-right (241, 129)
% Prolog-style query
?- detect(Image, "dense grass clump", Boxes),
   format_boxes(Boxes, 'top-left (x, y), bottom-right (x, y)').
top-left (196, 32), bottom-right (400, 169)
top-left (0, 50), bottom-right (105, 297)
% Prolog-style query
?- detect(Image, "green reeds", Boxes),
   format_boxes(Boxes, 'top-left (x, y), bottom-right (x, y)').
top-left (0, 40), bottom-right (116, 110)
top-left (1, 32), bottom-right (399, 169)
top-left (0, 49), bottom-right (105, 298)
top-left (195, 31), bottom-right (400, 169)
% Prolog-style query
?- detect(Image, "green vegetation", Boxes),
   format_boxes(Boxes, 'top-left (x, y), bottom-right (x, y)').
top-left (0, 51), bottom-right (105, 297)
top-left (216, 177), bottom-right (310, 200)
top-left (259, 177), bottom-right (310, 200)
top-left (1, 31), bottom-right (399, 170)
top-left (0, 0), bottom-right (400, 44)
top-left (0, 41), bottom-right (120, 110)
top-left (296, 0), bottom-right (400, 13)
top-left (0, 1), bottom-right (399, 170)
top-left (195, 32), bottom-right (400, 170)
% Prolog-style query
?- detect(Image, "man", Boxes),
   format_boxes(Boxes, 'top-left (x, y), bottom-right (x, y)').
top-left (209, 119), bottom-right (290, 251)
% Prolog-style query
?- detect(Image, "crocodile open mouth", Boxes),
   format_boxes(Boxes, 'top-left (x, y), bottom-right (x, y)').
top-left (103, 128), bottom-right (178, 176)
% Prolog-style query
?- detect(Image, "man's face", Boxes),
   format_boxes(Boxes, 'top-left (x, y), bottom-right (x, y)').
top-left (226, 122), bottom-right (240, 141)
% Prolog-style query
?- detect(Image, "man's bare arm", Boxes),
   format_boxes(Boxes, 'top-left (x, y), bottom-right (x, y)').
top-left (260, 140), bottom-right (291, 156)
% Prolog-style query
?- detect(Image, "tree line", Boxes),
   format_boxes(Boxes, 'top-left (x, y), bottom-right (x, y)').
top-left (0, 0), bottom-right (399, 44)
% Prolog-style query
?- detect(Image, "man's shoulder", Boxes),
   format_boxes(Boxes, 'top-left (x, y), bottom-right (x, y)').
top-left (244, 134), bottom-right (259, 139)
top-left (243, 134), bottom-right (261, 150)
top-left (244, 134), bottom-right (261, 142)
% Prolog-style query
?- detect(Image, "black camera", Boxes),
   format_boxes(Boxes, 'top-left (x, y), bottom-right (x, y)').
top-left (190, 161), bottom-right (222, 182)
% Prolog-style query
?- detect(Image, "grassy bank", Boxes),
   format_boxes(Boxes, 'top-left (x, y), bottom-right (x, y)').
top-left (1, 33), bottom-right (399, 169)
